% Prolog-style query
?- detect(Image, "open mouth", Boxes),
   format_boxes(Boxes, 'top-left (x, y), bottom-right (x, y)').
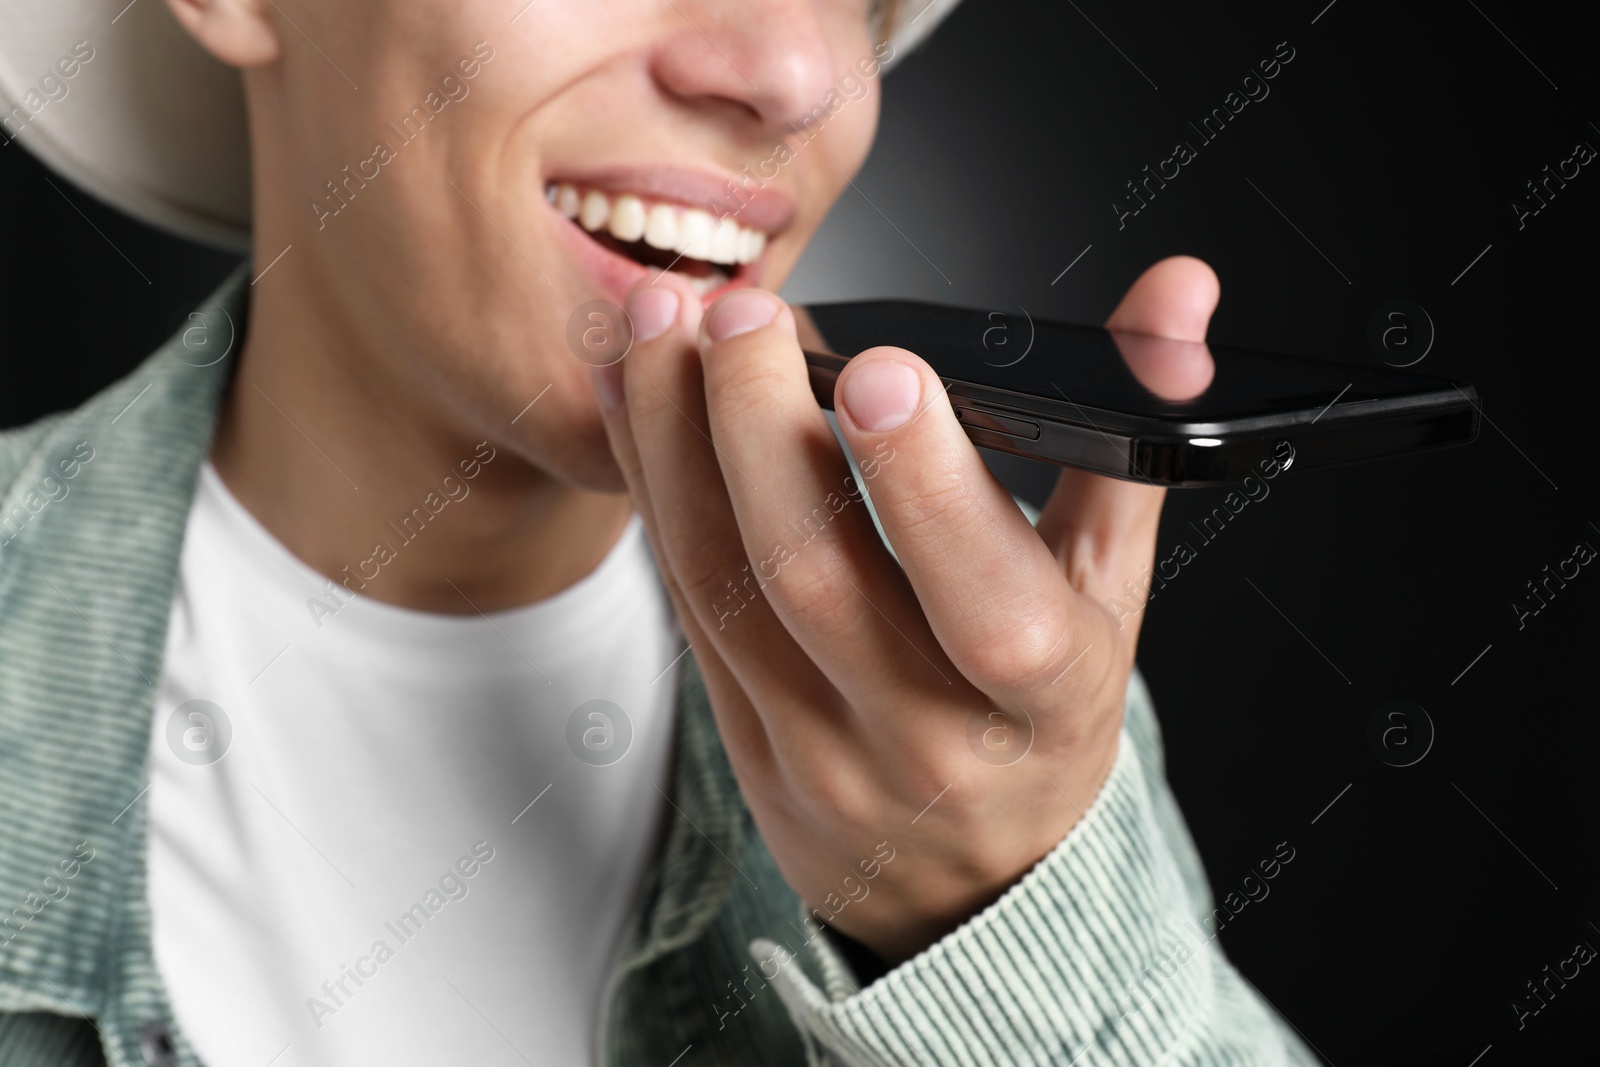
top-left (544, 181), bottom-right (769, 298)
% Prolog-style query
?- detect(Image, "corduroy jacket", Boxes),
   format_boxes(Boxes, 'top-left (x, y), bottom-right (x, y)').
top-left (0, 267), bottom-right (1316, 1066)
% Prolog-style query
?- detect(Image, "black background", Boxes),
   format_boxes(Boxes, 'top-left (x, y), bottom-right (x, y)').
top-left (3, 1), bottom-right (1597, 1063)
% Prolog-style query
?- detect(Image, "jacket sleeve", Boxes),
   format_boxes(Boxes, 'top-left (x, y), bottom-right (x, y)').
top-left (748, 492), bottom-right (1321, 1066)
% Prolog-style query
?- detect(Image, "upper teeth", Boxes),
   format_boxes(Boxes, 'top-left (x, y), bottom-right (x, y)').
top-left (546, 182), bottom-right (767, 266)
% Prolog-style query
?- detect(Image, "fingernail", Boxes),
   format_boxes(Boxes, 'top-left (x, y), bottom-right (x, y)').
top-left (627, 286), bottom-right (679, 343)
top-left (707, 289), bottom-right (779, 341)
top-left (592, 364), bottom-right (624, 413)
top-left (841, 359), bottom-right (921, 432)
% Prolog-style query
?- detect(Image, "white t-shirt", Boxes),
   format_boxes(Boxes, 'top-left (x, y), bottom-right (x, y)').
top-left (146, 461), bottom-right (680, 1067)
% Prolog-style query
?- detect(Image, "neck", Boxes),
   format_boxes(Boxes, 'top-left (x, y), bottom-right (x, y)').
top-left (211, 265), bottom-right (633, 616)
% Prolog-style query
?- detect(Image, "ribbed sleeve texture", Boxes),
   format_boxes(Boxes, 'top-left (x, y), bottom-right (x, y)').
top-left (755, 699), bottom-right (1319, 1066)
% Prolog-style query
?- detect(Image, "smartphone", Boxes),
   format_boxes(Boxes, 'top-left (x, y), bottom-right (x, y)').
top-left (798, 300), bottom-right (1480, 488)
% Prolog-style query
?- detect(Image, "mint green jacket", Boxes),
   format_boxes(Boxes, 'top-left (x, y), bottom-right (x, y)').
top-left (0, 269), bottom-right (1316, 1066)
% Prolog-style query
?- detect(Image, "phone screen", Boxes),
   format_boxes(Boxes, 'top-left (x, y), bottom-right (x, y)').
top-left (801, 301), bottom-right (1459, 423)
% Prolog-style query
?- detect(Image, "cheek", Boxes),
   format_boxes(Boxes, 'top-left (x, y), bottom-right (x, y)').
top-left (823, 93), bottom-right (880, 182)
top-left (759, 94), bottom-right (877, 284)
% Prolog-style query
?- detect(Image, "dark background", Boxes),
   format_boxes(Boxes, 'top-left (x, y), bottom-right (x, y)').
top-left (4, 0), bottom-right (1596, 1062)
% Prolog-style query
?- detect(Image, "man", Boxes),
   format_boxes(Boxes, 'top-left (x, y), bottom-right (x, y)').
top-left (0, 0), bottom-right (1315, 1064)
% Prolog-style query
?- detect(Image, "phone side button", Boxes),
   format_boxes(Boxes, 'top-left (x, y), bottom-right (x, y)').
top-left (954, 406), bottom-right (1042, 441)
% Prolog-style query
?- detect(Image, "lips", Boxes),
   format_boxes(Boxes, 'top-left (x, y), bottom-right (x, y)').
top-left (543, 167), bottom-right (793, 304)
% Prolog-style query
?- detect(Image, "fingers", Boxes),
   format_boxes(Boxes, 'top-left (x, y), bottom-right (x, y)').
top-left (589, 272), bottom-right (775, 767)
top-left (588, 276), bottom-right (702, 593)
top-left (694, 290), bottom-right (965, 711)
top-left (603, 275), bottom-right (838, 731)
top-left (827, 339), bottom-right (1113, 711)
top-left (1035, 255), bottom-right (1222, 649)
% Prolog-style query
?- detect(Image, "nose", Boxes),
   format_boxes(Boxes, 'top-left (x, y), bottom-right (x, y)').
top-left (649, 0), bottom-right (841, 132)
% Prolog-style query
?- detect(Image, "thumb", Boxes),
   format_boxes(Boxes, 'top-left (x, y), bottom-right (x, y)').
top-left (1033, 256), bottom-right (1221, 649)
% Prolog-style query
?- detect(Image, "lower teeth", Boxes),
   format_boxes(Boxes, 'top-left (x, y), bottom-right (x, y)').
top-left (589, 229), bottom-right (728, 295)
top-left (684, 273), bottom-right (727, 297)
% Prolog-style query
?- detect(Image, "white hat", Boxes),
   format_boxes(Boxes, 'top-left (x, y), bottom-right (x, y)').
top-left (0, 0), bottom-right (963, 251)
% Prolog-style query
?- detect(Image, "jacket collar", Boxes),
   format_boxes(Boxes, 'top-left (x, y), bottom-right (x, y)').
top-left (0, 266), bottom-right (741, 1057)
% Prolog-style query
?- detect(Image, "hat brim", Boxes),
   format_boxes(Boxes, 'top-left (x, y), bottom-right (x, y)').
top-left (1, 0), bottom-right (252, 249)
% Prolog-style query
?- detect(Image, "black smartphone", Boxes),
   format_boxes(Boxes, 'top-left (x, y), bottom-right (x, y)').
top-left (798, 300), bottom-right (1479, 488)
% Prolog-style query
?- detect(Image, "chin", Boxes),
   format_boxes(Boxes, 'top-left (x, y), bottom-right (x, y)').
top-left (501, 381), bottom-right (630, 495)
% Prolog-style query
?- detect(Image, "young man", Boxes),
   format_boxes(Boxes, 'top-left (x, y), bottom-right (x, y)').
top-left (0, 0), bottom-right (1315, 1064)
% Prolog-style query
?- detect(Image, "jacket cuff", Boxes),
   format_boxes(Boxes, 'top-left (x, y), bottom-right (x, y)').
top-left (750, 730), bottom-right (1295, 1065)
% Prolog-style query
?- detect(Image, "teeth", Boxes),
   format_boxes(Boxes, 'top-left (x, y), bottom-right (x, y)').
top-left (556, 184), bottom-right (581, 219)
top-left (737, 228), bottom-right (765, 264)
top-left (678, 209), bottom-right (715, 260)
top-left (643, 203), bottom-right (677, 250)
top-left (546, 181), bottom-right (770, 270)
top-left (710, 218), bottom-right (741, 265)
top-left (609, 195), bottom-right (646, 242)
top-left (685, 273), bottom-right (725, 298)
top-left (579, 190), bottom-right (610, 231)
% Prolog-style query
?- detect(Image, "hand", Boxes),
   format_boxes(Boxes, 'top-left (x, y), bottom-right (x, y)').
top-left (592, 257), bottom-right (1221, 964)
